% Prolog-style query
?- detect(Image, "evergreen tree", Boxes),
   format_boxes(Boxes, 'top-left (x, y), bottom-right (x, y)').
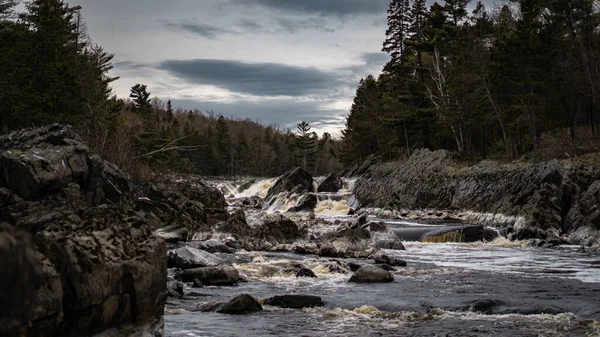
top-left (382, 0), bottom-right (411, 69)
top-left (216, 115), bottom-right (231, 175)
top-left (294, 121), bottom-right (318, 171)
top-left (130, 84), bottom-right (151, 109)
top-left (166, 100), bottom-right (173, 119)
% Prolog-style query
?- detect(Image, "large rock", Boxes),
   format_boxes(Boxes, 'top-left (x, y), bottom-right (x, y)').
top-left (266, 167), bottom-right (314, 201)
top-left (175, 265), bottom-right (240, 285)
top-left (0, 125), bottom-right (167, 337)
top-left (349, 265), bottom-right (394, 283)
top-left (196, 294), bottom-right (263, 314)
top-left (289, 193), bottom-right (317, 212)
top-left (264, 295), bottom-right (324, 309)
top-left (318, 227), bottom-right (374, 258)
top-left (167, 246), bottom-right (230, 269)
top-left (318, 173), bottom-right (343, 192)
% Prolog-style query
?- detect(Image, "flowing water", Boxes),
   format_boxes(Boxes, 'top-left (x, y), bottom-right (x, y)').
top-left (166, 178), bottom-right (600, 337)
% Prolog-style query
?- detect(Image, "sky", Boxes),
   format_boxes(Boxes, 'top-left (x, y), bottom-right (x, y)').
top-left (69, 0), bottom-right (494, 135)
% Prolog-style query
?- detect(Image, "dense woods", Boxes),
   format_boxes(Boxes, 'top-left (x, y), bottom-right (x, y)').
top-left (342, 0), bottom-right (600, 164)
top-left (0, 0), bottom-right (342, 177)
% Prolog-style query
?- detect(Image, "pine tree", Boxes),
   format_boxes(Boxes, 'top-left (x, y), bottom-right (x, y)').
top-left (382, 0), bottom-right (411, 69)
top-left (130, 84), bottom-right (151, 109)
top-left (294, 121), bottom-right (318, 171)
top-left (0, 0), bottom-right (17, 17)
top-left (443, 0), bottom-right (471, 26)
top-left (216, 115), bottom-right (231, 175)
top-left (166, 100), bottom-right (173, 119)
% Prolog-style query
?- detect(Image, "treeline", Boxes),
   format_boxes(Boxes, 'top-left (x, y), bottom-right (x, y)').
top-left (342, 0), bottom-right (600, 164)
top-left (0, 0), bottom-right (341, 177)
top-left (123, 88), bottom-right (342, 176)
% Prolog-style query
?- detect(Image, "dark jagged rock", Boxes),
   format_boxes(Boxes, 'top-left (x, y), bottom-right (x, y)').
top-left (254, 213), bottom-right (300, 243)
top-left (348, 262), bottom-right (362, 272)
top-left (175, 265), bottom-right (240, 285)
top-left (266, 167), bottom-right (314, 201)
top-left (296, 267), bottom-right (317, 278)
top-left (214, 209), bottom-right (252, 240)
top-left (167, 281), bottom-right (185, 298)
top-left (196, 294), bottom-right (263, 315)
top-left (289, 193), bottom-right (317, 212)
top-left (349, 265), bottom-right (394, 283)
top-left (318, 173), bottom-right (343, 192)
top-left (264, 295), bottom-right (324, 309)
top-left (167, 246), bottom-right (230, 269)
top-left (354, 148), bottom-right (600, 245)
top-left (0, 125), bottom-right (229, 337)
top-left (195, 238), bottom-right (235, 254)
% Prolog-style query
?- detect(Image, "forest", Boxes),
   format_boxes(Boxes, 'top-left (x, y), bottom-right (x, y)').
top-left (3, 0), bottom-right (600, 178)
top-left (342, 0), bottom-right (600, 164)
top-left (0, 0), bottom-right (342, 178)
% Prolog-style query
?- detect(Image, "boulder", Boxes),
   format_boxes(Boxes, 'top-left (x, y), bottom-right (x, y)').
top-left (296, 268), bottom-right (317, 278)
top-left (196, 294), bottom-right (263, 314)
top-left (266, 167), bottom-right (314, 201)
top-left (370, 251), bottom-right (407, 267)
top-left (289, 193), bottom-right (317, 212)
top-left (264, 295), bottom-right (324, 309)
top-left (348, 262), bottom-right (362, 272)
top-left (167, 281), bottom-right (184, 298)
top-left (175, 265), bottom-right (240, 285)
top-left (318, 227), bottom-right (374, 258)
top-left (253, 213), bottom-right (300, 244)
top-left (349, 265), bottom-right (394, 283)
top-left (195, 239), bottom-right (235, 254)
top-left (167, 246), bottom-right (230, 269)
top-left (317, 173), bottom-right (344, 193)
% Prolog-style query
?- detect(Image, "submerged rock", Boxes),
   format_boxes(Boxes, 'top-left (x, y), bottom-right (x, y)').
top-left (349, 265), bottom-right (394, 283)
top-left (296, 268), bottom-right (317, 278)
top-left (195, 238), bottom-right (235, 254)
top-left (264, 295), bottom-right (324, 309)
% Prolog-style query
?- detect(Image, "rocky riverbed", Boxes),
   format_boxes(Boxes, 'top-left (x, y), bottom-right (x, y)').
top-left (3, 125), bottom-right (600, 337)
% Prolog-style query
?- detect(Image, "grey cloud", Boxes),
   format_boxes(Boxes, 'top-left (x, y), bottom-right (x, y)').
top-left (235, 18), bottom-right (264, 32)
top-left (172, 98), bottom-right (346, 131)
top-left (275, 17), bottom-right (335, 33)
top-left (233, 0), bottom-right (388, 17)
top-left (159, 59), bottom-right (342, 97)
top-left (165, 22), bottom-right (236, 40)
top-left (361, 52), bottom-right (389, 68)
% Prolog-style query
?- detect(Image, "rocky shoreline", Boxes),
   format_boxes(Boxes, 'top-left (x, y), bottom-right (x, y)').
top-left (353, 149), bottom-right (600, 248)
top-left (0, 125), bottom-right (229, 337)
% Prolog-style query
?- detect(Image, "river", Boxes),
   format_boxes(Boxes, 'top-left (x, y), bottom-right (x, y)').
top-left (164, 178), bottom-right (600, 337)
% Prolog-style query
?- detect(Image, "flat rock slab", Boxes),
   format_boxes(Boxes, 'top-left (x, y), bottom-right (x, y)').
top-left (168, 246), bottom-right (230, 269)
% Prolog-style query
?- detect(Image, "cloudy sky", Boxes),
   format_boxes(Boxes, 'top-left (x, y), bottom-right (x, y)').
top-left (71, 0), bottom-right (493, 135)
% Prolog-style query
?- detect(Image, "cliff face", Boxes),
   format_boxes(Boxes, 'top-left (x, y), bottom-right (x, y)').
top-left (0, 125), bottom-right (223, 337)
top-left (354, 149), bottom-right (600, 246)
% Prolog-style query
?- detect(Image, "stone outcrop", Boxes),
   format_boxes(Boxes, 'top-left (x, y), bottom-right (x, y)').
top-left (0, 124), bottom-right (227, 336)
top-left (354, 149), bottom-right (600, 246)
top-left (0, 125), bottom-right (169, 337)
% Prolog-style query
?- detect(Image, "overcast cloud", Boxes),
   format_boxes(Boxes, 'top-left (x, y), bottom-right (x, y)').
top-left (71, 0), bottom-right (494, 135)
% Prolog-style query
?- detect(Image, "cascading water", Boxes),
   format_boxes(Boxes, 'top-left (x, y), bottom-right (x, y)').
top-left (170, 175), bottom-right (600, 337)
